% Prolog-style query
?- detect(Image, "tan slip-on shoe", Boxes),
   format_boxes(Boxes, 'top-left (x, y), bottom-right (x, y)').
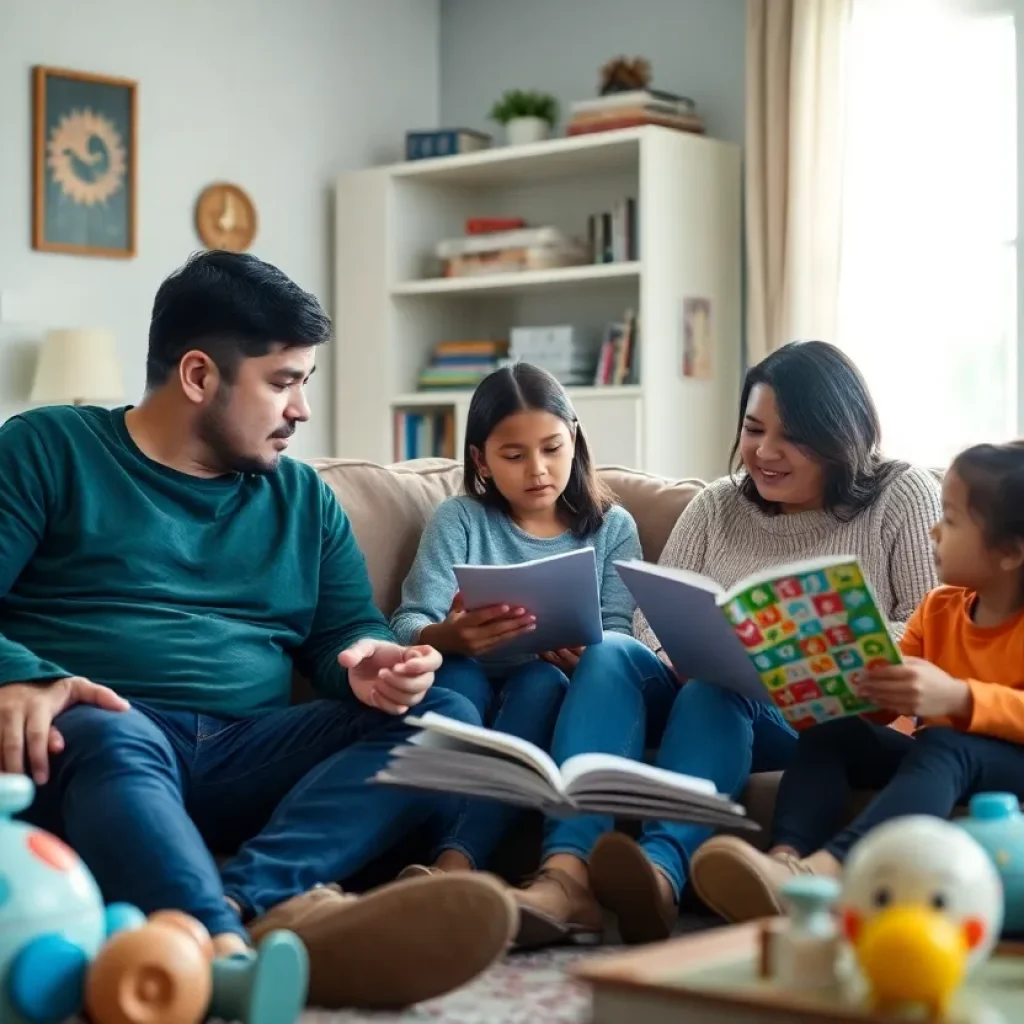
top-left (689, 835), bottom-right (836, 923)
top-left (588, 832), bottom-right (679, 945)
top-left (248, 874), bottom-right (518, 1010)
top-left (513, 867), bottom-right (605, 949)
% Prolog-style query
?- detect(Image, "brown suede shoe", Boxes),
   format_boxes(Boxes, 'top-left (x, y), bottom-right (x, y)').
top-left (690, 835), bottom-right (839, 923)
top-left (249, 875), bottom-right (518, 1010)
top-left (513, 868), bottom-right (605, 949)
top-left (588, 832), bottom-right (679, 945)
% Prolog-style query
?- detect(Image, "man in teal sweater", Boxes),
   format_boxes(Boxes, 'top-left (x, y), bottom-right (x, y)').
top-left (0, 251), bottom-right (517, 1010)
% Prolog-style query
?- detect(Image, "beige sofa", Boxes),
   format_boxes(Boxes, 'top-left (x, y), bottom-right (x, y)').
top-left (306, 455), bottom-right (783, 840)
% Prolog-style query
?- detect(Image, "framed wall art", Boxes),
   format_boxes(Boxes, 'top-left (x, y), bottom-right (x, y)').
top-left (33, 65), bottom-right (137, 258)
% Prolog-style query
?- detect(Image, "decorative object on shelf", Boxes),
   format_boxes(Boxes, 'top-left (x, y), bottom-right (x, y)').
top-left (567, 57), bottom-right (703, 138)
top-left (195, 183), bottom-right (258, 252)
top-left (32, 66), bottom-right (137, 258)
top-left (435, 225), bottom-right (586, 278)
top-left (599, 56), bottom-right (653, 94)
top-left (405, 128), bottom-right (491, 161)
top-left (488, 89), bottom-right (559, 146)
top-left (682, 297), bottom-right (712, 380)
top-left (30, 327), bottom-right (124, 406)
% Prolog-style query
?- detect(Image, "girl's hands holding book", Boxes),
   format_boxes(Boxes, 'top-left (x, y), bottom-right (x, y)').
top-left (861, 657), bottom-right (973, 719)
top-left (540, 647), bottom-right (584, 672)
top-left (421, 591), bottom-right (537, 656)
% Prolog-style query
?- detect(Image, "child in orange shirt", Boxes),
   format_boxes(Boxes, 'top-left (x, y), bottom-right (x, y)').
top-left (688, 440), bottom-right (1024, 923)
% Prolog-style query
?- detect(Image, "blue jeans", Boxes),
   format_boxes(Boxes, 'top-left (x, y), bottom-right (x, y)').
top-left (433, 655), bottom-right (570, 867)
top-left (23, 687), bottom-right (478, 939)
top-left (543, 633), bottom-right (797, 897)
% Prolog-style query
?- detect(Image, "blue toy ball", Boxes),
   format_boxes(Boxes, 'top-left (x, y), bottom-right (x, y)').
top-left (0, 773), bottom-right (107, 1024)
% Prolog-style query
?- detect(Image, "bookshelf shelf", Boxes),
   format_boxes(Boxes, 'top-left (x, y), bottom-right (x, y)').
top-left (390, 261), bottom-right (641, 297)
top-left (391, 385), bottom-right (644, 407)
top-left (333, 125), bottom-right (742, 479)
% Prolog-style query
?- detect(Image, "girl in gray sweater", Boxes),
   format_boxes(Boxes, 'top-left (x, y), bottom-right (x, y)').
top-left (512, 341), bottom-right (942, 950)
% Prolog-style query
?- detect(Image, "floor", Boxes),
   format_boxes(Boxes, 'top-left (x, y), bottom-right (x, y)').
top-left (297, 913), bottom-right (720, 1024)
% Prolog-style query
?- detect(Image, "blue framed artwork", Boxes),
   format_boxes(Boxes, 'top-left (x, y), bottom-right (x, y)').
top-left (33, 66), bottom-right (137, 258)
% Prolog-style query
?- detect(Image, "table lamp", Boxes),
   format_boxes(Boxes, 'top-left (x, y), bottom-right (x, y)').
top-left (30, 328), bottom-right (124, 406)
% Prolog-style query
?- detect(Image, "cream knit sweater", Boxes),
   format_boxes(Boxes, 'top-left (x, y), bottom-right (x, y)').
top-left (634, 466), bottom-right (943, 650)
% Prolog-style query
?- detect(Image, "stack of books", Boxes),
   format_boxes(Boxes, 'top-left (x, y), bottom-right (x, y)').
top-left (393, 409), bottom-right (456, 462)
top-left (507, 325), bottom-right (601, 386)
top-left (588, 197), bottom-right (637, 263)
top-left (417, 340), bottom-right (509, 390)
top-left (567, 89), bottom-right (704, 137)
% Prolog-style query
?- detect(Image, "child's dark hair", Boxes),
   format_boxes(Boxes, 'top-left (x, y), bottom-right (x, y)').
top-left (463, 362), bottom-right (613, 537)
top-left (729, 340), bottom-right (901, 521)
top-left (950, 441), bottom-right (1024, 549)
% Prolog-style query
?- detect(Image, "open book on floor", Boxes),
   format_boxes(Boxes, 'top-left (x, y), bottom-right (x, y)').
top-left (453, 547), bottom-right (604, 656)
top-left (614, 555), bottom-right (903, 732)
top-left (372, 712), bottom-right (758, 831)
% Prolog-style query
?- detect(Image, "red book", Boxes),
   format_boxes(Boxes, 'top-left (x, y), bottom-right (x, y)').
top-left (465, 217), bottom-right (525, 235)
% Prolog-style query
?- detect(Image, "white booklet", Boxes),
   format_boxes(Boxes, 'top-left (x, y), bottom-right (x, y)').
top-left (373, 712), bottom-right (758, 830)
top-left (453, 547), bottom-right (604, 656)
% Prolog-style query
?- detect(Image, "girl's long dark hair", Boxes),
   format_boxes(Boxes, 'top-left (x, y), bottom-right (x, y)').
top-left (463, 362), bottom-right (613, 537)
top-left (729, 340), bottom-right (901, 520)
top-left (952, 441), bottom-right (1024, 550)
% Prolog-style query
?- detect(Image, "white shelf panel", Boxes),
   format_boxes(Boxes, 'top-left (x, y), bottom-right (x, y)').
top-left (392, 385), bottom-right (642, 407)
top-left (389, 127), bottom-right (647, 186)
top-left (391, 261), bottom-right (641, 298)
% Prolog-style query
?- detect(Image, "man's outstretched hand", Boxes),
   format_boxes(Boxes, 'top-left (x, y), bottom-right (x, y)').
top-left (0, 677), bottom-right (130, 784)
top-left (338, 639), bottom-right (442, 715)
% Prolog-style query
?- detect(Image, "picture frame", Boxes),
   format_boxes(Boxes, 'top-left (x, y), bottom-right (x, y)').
top-left (32, 65), bottom-right (137, 258)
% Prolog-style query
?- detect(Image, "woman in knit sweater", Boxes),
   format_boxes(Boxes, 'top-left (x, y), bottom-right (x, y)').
top-left (513, 340), bottom-right (942, 949)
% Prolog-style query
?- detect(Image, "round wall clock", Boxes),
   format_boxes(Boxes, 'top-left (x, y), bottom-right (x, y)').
top-left (195, 183), bottom-right (257, 252)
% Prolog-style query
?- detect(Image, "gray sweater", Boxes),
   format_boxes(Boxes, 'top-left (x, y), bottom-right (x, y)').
top-left (391, 495), bottom-right (642, 672)
top-left (635, 466), bottom-right (942, 651)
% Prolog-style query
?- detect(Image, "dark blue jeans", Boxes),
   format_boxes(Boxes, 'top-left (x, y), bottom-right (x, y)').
top-left (24, 687), bottom-right (478, 939)
top-left (433, 655), bottom-right (570, 867)
top-left (542, 633), bottom-right (797, 897)
top-left (771, 717), bottom-right (1024, 861)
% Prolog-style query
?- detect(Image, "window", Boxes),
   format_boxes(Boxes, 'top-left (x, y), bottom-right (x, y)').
top-left (836, 0), bottom-right (1017, 468)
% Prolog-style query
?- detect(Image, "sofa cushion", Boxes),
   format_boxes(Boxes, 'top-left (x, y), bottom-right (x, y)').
top-left (310, 457), bottom-right (706, 617)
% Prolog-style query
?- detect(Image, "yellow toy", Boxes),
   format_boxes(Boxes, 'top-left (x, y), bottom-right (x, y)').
top-left (838, 815), bottom-right (1004, 1019)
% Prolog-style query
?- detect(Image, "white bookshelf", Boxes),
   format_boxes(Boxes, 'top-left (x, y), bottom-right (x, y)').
top-left (332, 126), bottom-right (742, 480)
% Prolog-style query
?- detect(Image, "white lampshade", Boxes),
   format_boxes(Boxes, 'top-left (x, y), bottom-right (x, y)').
top-left (31, 328), bottom-right (124, 405)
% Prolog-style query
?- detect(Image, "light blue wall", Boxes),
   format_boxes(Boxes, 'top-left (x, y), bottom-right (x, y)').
top-left (439, 0), bottom-right (746, 147)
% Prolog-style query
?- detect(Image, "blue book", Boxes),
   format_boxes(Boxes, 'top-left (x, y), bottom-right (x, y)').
top-left (453, 548), bottom-right (605, 656)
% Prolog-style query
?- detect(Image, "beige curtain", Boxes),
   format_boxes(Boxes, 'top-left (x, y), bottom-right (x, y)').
top-left (745, 0), bottom-right (852, 364)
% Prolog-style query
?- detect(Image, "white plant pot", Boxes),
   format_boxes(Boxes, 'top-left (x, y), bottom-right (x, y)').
top-left (505, 116), bottom-right (549, 146)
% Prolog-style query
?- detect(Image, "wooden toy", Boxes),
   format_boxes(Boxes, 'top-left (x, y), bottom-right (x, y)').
top-left (0, 773), bottom-right (307, 1024)
top-left (958, 793), bottom-right (1024, 935)
top-left (575, 816), bottom-right (1013, 1023)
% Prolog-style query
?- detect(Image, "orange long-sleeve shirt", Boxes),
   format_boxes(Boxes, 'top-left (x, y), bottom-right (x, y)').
top-left (899, 586), bottom-right (1024, 744)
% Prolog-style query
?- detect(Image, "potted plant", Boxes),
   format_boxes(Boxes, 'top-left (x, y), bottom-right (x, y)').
top-left (488, 89), bottom-right (559, 145)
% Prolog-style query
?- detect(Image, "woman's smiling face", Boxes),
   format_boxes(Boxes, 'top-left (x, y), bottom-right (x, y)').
top-left (738, 384), bottom-right (826, 513)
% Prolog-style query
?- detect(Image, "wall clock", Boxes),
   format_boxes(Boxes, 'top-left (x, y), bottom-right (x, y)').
top-left (195, 183), bottom-right (257, 252)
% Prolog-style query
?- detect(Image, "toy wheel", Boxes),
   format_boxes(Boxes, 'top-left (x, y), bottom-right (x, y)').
top-left (9, 934), bottom-right (88, 1024)
top-left (84, 922), bottom-right (211, 1024)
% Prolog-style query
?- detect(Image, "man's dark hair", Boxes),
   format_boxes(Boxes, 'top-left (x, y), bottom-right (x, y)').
top-left (145, 250), bottom-right (332, 389)
top-left (729, 340), bottom-right (901, 521)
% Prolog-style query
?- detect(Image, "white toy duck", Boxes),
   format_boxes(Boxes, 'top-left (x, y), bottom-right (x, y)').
top-left (838, 815), bottom-right (1004, 1019)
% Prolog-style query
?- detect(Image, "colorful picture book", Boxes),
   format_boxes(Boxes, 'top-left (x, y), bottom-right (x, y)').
top-left (614, 556), bottom-right (903, 730)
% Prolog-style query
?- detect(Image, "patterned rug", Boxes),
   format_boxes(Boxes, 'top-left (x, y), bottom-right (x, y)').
top-left (301, 948), bottom-right (594, 1024)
